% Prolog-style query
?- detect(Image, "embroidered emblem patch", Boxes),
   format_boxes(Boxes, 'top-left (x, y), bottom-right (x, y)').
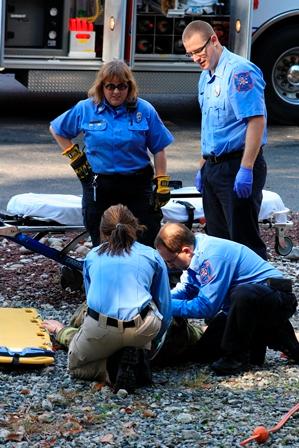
top-left (234, 72), bottom-right (254, 92)
top-left (198, 260), bottom-right (214, 285)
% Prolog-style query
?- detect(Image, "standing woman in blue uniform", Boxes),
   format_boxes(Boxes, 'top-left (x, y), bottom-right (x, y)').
top-left (49, 60), bottom-right (174, 247)
top-left (182, 21), bottom-right (268, 260)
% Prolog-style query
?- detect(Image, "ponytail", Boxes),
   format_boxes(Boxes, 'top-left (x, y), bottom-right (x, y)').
top-left (98, 204), bottom-right (146, 256)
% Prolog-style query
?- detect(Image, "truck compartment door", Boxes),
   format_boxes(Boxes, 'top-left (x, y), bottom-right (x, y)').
top-left (102, 0), bottom-right (127, 62)
top-left (229, 0), bottom-right (253, 59)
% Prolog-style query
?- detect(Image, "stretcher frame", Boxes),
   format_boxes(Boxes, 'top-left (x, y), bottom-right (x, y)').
top-left (166, 182), bottom-right (294, 256)
top-left (0, 183), bottom-right (294, 281)
top-left (0, 219), bottom-right (85, 272)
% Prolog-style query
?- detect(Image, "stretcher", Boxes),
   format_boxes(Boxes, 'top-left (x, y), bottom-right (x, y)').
top-left (0, 186), bottom-right (294, 292)
top-left (1, 186), bottom-right (294, 255)
top-left (164, 186), bottom-right (294, 256)
top-left (0, 193), bottom-right (87, 274)
top-left (0, 308), bottom-right (54, 365)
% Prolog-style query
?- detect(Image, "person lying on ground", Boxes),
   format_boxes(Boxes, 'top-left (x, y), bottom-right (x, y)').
top-left (43, 308), bottom-right (205, 372)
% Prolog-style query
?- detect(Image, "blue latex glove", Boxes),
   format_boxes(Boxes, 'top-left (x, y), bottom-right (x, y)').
top-left (195, 169), bottom-right (202, 193)
top-left (233, 166), bottom-right (253, 198)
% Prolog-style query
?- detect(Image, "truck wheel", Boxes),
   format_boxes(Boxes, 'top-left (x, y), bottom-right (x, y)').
top-left (252, 25), bottom-right (299, 125)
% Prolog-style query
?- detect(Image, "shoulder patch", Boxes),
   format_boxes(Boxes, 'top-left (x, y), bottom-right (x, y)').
top-left (233, 72), bottom-right (254, 92)
top-left (198, 260), bottom-right (214, 285)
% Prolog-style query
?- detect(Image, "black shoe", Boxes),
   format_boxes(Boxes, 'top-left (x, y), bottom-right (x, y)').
top-left (268, 322), bottom-right (299, 363)
top-left (211, 355), bottom-right (249, 375)
top-left (113, 347), bottom-right (139, 394)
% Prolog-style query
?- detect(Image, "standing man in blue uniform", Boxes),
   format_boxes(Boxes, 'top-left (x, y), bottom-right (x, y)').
top-left (155, 223), bottom-right (299, 375)
top-left (50, 60), bottom-right (174, 247)
top-left (182, 21), bottom-right (268, 259)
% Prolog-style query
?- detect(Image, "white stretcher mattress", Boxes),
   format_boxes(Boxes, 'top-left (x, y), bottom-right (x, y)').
top-left (6, 189), bottom-right (289, 227)
top-left (7, 193), bottom-right (84, 226)
top-left (163, 187), bottom-right (289, 224)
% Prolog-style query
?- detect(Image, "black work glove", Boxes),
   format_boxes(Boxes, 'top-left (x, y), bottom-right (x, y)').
top-left (62, 144), bottom-right (92, 181)
top-left (153, 175), bottom-right (171, 210)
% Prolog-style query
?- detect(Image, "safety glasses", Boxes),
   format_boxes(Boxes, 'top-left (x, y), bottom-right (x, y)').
top-left (104, 83), bottom-right (129, 91)
top-left (185, 36), bottom-right (212, 58)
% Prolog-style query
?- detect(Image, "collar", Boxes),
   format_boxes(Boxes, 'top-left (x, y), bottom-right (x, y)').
top-left (97, 99), bottom-right (127, 115)
top-left (188, 234), bottom-right (205, 271)
top-left (208, 46), bottom-right (229, 82)
top-left (97, 101), bottom-right (106, 113)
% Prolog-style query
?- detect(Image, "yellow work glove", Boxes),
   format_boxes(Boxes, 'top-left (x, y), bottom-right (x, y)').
top-left (62, 144), bottom-right (92, 181)
top-left (153, 175), bottom-right (171, 210)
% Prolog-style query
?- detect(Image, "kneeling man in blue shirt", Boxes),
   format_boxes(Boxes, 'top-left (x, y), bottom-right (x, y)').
top-left (155, 223), bottom-right (299, 375)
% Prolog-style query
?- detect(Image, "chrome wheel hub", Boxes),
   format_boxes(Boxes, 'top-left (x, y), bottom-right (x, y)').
top-left (272, 47), bottom-right (299, 105)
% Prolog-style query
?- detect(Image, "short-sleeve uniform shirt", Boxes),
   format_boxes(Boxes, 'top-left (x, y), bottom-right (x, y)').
top-left (198, 47), bottom-right (267, 156)
top-left (50, 97), bottom-right (174, 174)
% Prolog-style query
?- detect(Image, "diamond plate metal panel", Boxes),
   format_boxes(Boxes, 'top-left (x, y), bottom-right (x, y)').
top-left (134, 71), bottom-right (199, 94)
top-left (28, 70), bottom-right (97, 93)
top-left (27, 69), bottom-right (199, 95)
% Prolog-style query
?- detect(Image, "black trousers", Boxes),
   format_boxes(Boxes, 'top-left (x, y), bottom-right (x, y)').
top-left (202, 151), bottom-right (268, 260)
top-left (81, 165), bottom-right (162, 247)
top-left (185, 283), bottom-right (298, 365)
top-left (221, 283), bottom-right (298, 358)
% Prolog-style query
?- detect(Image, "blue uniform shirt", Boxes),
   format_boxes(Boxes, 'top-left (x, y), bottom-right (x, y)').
top-left (83, 241), bottom-right (172, 338)
top-left (50, 97), bottom-right (174, 174)
top-left (171, 234), bottom-right (283, 319)
top-left (198, 47), bottom-right (267, 156)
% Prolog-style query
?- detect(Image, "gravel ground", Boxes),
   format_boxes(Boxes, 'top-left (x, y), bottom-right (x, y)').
top-left (0, 215), bottom-right (298, 447)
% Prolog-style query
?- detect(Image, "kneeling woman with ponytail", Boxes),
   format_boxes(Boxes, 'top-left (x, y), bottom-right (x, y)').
top-left (67, 204), bottom-right (171, 391)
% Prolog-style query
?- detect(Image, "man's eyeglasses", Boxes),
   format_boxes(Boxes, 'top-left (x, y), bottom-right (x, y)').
top-left (104, 83), bottom-right (129, 91)
top-left (164, 251), bottom-right (180, 265)
top-left (185, 36), bottom-right (212, 58)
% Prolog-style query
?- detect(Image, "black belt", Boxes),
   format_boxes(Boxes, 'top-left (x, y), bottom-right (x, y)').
top-left (97, 164), bottom-right (153, 178)
top-left (203, 150), bottom-right (244, 164)
top-left (87, 304), bottom-right (151, 328)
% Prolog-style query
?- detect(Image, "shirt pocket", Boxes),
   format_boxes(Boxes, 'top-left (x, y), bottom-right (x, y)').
top-left (210, 99), bottom-right (226, 128)
top-left (128, 119), bottom-right (149, 134)
top-left (83, 120), bottom-right (108, 148)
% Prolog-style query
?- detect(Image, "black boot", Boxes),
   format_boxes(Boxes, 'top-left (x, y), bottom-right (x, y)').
top-left (135, 349), bottom-right (152, 387)
top-left (106, 349), bottom-right (124, 385)
top-left (268, 321), bottom-right (299, 363)
top-left (249, 344), bottom-right (267, 366)
top-left (113, 347), bottom-right (139, 394)
top-left (211, 353), bottom-right (250, 375)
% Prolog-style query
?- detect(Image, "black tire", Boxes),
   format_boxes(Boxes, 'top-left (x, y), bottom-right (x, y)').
top-left (60, 266), bottom-right (83, 291)
top-left (274, 236), bottom-right (293, 256)
top-left (252, 25), bottom-right (299, 125)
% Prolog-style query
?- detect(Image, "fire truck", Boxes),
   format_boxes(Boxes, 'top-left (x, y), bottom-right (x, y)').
top-left (0, 0), bottom-right (298, 124)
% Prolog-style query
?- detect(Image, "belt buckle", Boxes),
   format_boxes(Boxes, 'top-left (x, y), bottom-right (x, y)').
top-left (211, 155), bottom-right (219, 164)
